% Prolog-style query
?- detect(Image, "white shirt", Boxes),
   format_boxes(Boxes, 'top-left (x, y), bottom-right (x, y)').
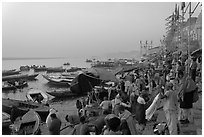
top-left (137, 96), bottom-right (146, 104)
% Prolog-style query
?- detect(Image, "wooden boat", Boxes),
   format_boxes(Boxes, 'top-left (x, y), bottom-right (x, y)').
top-left (20, 66), bottom-right (30, 71)
top-left (2, 81), bottom-right (28, 90)
top-left (13, 109), bottom-right (41, 135)
top-left (2, 69), bottom-right (21, 76)
top-left (63, 62), bottom-right (70, 65)
top-left (46, 67), bottom-right (65, 73)
top-left (2, 112), bottom-right (12, 128)
top-left (86, 59), bottom-right (92, 63)
top-left (2, 98), bottom-right (49, 122)
top-left (2, 73), bottom-right (39, 81)
top-left (33, 66), bottom-right (48, 72)
top-left (26, 89), bottom-right (48, 104)
top-left (42, 74), bottom-right (72, 86)
top-left (66, 67), bottom-right (82, 73)
top-left (46, 89), bottom-right (86, 98)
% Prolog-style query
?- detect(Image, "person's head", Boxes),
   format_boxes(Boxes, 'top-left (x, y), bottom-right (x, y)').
top-left (178, 61), bottom-right (182, 66)
top-left (50, 113), bottom-right (57, 119)
top-left (107, 117), bottom-right (121, 132)
top-left (80, 116), bottom-right (86, 123)
top-left (178, 71), bottom-right (184, 79)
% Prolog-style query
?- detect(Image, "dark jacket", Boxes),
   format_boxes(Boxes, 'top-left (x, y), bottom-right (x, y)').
top-left (49, 118), bottom-right (62, 135)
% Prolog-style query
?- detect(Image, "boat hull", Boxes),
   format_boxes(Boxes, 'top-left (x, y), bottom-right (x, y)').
top-left (14, 110), bottom-right (41, 135)
top-left (46, 67), bottom-right (65, 73)
top-left (2, 74), bottom-right (39, 81)
top-left (2, 70), bottom-right (21, 76)
top-left (46, 89), bottom-right (86, 98)
top-left (2, 112), bottom-right (12, 128)
top-left (42, 75), bottom-right (71, 86)
top-left (2, 82), bottom-right (28, 90)
top-left (2, 98), bottom-right (49, 122)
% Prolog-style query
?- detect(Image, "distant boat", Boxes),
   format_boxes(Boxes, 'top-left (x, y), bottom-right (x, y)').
top-left (46, 67), bottom-right (65, 73)
top-left (20, 66), bottom-right (30, 71)
top-left (86, 59), bottom-right (92, 63)
top-left (13, 109), bottom-right (41, 135)
top-left (2, 112), bottom-right (12, 128)
top-left (2, 81), bottom-right (28, 90)
top-left (42, 74), bottom-right (72, 86)
top-left (2, 69), bottom-right (21, 76)
top-left (26, 89), bottom-right (49, 104)
top-left (66, 67), bottom-right (82, 73)
top-left (63, 62), bottom-right (70, 66)
top-left (91, 61), bottom-right (115, 68)
top-left (2, 98), bottom-right (49, 122)
top-left (33, 66), bottom-right (48, 72)
top-left (2, 73), bottom-right (39, 81)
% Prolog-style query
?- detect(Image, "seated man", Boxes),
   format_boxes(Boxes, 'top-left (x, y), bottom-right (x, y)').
top-left (72, 116), bottom-right (95, 135)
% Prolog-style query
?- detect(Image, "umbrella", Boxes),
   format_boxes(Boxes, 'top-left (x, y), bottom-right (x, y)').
top-left (83, 68), bottom-right (119, 83)
top-left (191, 48), bottom-right (202, 57)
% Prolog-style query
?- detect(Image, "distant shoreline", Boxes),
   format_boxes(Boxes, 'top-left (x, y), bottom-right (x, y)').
top-left (2, 57), bottom-right (66, 60)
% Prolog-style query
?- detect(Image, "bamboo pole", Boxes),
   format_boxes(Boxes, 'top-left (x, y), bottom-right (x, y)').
top-left (187, 2), bottom-right (192, 76)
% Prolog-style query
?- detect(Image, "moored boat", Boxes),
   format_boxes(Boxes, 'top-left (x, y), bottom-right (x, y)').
top-left (20, 65), bottom-right (30, 71)
top-left (33, 66), bottom-right (48, 72)
top-left (42, 74), bottom-right (72, 86)
top-left (2, 73), bottom-right (39, 81)
top-left (2, 69), bottom-right (21, 76)
top-left (86, 59), bottom-right (92, 63)
top-left (12, 109), bottom-right (41, 135)
top-left (2, 98), bottom-right (49, 122)
top-left (66, 67), bottom-right (82, 73)
top-left (63, 62), bottom-right (70, 65)
top-left (2, 81), bottom-right (28, 90)
top-left (46, 67), bottom-right (65, 73)
top-left (46, 89), bottom-right (86, 98)
top-left (2, 112), bottom-right (12, 128)
top-left (26, 89), bottom-right (48, 104)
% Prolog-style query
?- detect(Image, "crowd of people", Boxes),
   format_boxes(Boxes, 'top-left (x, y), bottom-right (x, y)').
top-left (48, 51), bottom-right (202, 135)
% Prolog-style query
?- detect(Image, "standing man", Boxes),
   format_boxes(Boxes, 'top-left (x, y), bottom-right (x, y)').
top-left (99, 97), bottom-right (112, 113)
top-left (160, 82), bottom-right (178, 135)
top-left (190, 56), bottom-right (197, 81)
top-left (48, 113), bottom-right (62, 135)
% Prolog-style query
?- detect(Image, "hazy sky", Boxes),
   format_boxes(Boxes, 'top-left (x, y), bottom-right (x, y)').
top-left (2, 2), bottom-right (202, 58)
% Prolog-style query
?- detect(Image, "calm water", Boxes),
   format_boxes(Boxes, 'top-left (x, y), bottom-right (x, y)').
top-left (2, 58), bottom-right (91, 101)
top-left (2, 58), bottom-right (91, 70)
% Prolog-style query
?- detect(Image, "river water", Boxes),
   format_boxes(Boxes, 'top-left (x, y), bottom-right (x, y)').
top-left (2, 58), bottom-right (91, 101)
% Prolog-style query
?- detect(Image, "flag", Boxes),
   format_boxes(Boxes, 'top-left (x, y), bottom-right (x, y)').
top-left (176, 6), bottom-right (180, 20)
top-left (175, 4), bottom-right (177, 15)
top-left (181, 2), bottom-right (185, 10)
top-left (172, 12), bottom-right (175, 21)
